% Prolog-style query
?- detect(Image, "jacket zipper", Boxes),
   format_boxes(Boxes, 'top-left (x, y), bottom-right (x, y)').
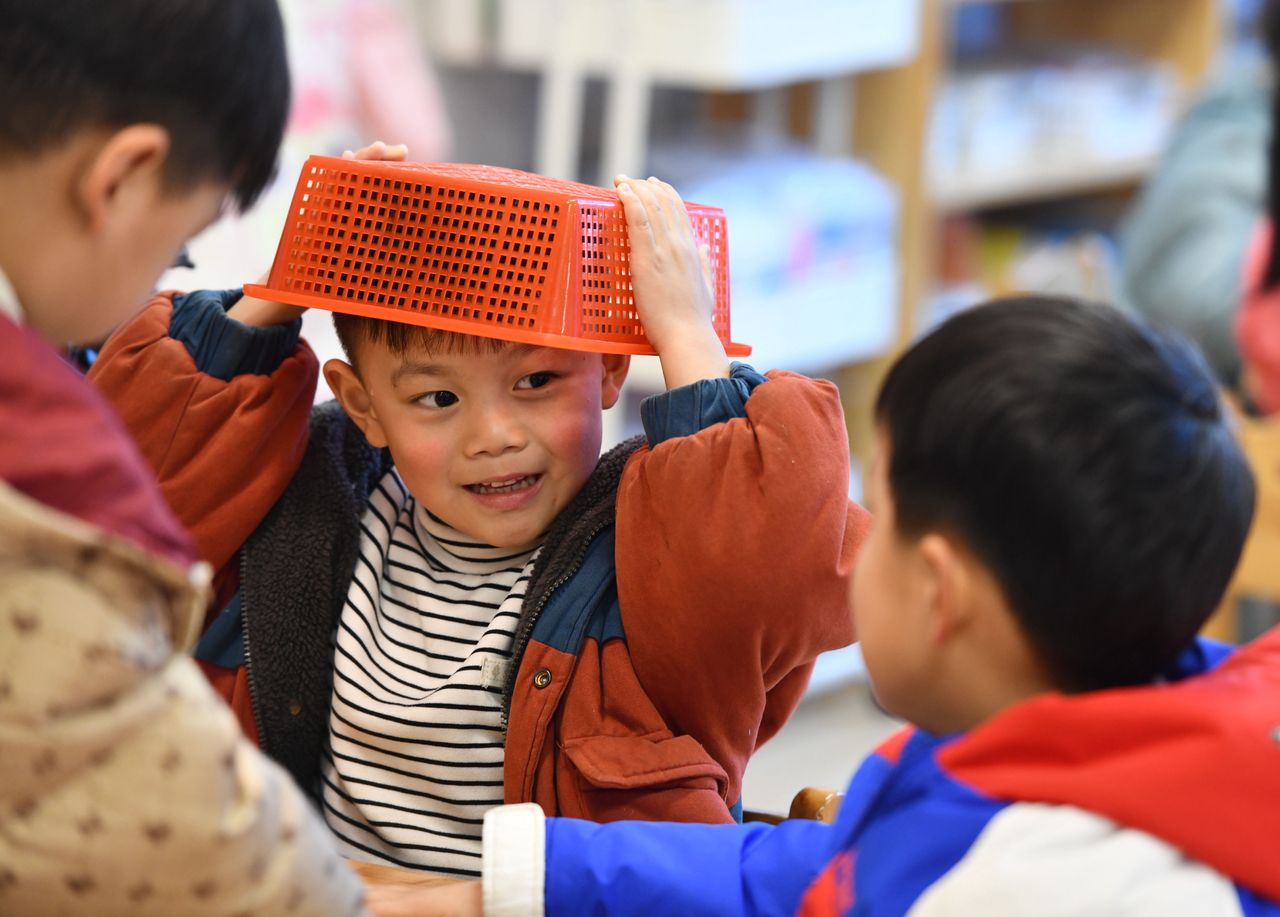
top-left (239, 547), bottom-right (268, 744)
top-left (500, 518), bottom-right (610, 732)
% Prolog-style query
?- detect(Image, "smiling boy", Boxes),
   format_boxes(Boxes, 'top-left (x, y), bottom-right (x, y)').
top-left (91, 172), bottom-right (867, 876)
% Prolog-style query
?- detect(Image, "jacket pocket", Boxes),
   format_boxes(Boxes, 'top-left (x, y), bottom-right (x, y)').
top-left (559, 733), bottom-right (731, 823)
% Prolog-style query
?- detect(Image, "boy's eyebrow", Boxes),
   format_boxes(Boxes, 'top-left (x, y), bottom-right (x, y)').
top-left (391, 344), bottom-right (545, 384)
top-left (392, 360), bottom-right (447, 383)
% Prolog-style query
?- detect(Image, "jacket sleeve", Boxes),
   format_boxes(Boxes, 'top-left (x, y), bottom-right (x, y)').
top-left (89, 290), bottom-right (319, 573)
top-left (481, 803), bottom-right (835, 917)
top-left (614, 365), bottom-right (869, 800)
top-left (546, 817), bottom-right (834, 917)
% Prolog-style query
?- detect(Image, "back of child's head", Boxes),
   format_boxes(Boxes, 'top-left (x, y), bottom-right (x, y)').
top-left (875, 296), bottom-right (1255, 692)
top-left (0, 0), bottom-right (289, 211)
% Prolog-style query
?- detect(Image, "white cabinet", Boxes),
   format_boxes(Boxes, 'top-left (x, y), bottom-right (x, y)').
top-left (421, 0), bottom-right (922, 181)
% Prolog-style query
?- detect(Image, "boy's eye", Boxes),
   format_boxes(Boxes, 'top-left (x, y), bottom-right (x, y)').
top-left (516, 372), bottom-right (557, 390)
top-left (417, 390), bottom-right (459, 409)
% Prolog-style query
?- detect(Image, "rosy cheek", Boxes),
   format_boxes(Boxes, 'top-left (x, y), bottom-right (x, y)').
top-left (389, 427), bottom-right (451, 482)
top-left (544, 396), bottom-right (600, 463)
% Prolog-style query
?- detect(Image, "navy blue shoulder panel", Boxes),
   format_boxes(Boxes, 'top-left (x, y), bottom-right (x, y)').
top-left (639, 361), bottom-right (767, 446)
top-left (194, 590), bottom-right (246, 669)
top-left (170, 288), bottom-right (303, 382)
top-left (530, 527), bottom-right (625, 654)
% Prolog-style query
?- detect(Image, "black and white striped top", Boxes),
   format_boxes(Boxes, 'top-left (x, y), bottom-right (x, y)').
top-left (320, 469), bottom-right (540, 877)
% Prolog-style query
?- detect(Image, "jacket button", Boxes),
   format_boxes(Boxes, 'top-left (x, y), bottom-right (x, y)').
top-left (288, 700), bottom-right (302, 716)
top-left (532, 669), bottom-right (552, 689)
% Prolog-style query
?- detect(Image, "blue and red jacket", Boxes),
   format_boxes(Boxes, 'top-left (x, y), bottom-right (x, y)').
top-left (539, 629), bottom-right (1280, 915)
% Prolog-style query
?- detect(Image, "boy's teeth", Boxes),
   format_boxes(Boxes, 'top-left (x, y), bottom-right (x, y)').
top-left (471, 475), bottom-right (536, 494)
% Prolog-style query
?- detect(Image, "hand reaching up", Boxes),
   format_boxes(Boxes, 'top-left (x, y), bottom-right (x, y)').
top-left (614, 174), bottom-right (730, 390)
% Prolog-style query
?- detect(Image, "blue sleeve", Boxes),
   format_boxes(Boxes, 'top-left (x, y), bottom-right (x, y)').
top-left (193, 592), bottom-right (246, 669)
top-left (169, 288), bottom-right (303, 382)
top-left (544, 816), bottom-right (836, 916)
top-left (640, 362), bottom-right (767, 445)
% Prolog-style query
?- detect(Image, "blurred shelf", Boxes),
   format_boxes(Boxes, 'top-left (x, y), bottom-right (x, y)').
top-left (931, 152), bottom-right (1157, 211)
top-left (601, 251), bottom-right (898, 450)
top-left (423, 0), bottom-right (922, 194)
top-left (624, 254), bottom-right (898, 389)
top-left (427, 0), bottom-right (921, 89)
top-left (731, 252), bottom-right (900, 373)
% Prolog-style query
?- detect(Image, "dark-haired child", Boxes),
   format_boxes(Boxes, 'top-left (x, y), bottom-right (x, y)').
top-left (380, 297), bottom-right (1279, 916)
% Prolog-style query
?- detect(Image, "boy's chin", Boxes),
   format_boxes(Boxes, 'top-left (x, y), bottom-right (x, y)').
top-left (450, 515), bottom-right (552, 550)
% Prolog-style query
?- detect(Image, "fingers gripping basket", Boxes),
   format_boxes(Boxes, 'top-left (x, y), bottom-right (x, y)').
top-left (246, 156), bottom-right (750, 356)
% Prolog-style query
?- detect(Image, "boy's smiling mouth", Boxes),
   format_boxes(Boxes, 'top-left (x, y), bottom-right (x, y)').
top-left (463, 473), bottom-right (545, 514)
top-left (465, 473), bottom-right (542, 496)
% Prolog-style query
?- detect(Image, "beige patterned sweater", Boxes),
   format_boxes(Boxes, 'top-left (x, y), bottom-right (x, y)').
top-left (0, 481), bottom-right (368, 916)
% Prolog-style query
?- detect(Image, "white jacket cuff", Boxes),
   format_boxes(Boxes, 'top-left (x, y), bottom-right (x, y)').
top-left (482, 803), bottom-right (546, 917)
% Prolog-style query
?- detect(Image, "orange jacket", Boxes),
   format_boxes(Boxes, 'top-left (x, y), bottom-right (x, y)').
top-left (91, 290), bottom-right (865, 823)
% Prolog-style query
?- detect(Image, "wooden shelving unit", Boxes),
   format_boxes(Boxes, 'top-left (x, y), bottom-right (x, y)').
top-left (932, 154), bottom-right (1162, 212)
top-left (835, 0), bottom-right (1220, 465)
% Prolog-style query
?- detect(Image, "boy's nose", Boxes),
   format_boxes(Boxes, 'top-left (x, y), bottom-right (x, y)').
top-left (462, 406), bottom-right (528, 458)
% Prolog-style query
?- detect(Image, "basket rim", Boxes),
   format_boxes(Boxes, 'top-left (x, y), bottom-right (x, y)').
top-left (243, 284), bottom-right (752, 358)
top-left (300, 154), bottom-right (723, 212)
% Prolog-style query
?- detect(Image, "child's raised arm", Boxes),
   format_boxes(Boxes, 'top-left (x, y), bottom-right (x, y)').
top-left (614, 175), bottom-right (731, 390)
top-left (608, 180), bottom-right (866, 813)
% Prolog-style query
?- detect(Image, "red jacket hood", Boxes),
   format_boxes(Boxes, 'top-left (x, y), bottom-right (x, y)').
top-left (940, 628), bottom-right (1280, 901)
top-left (0, 315), bottom-right (194, 567)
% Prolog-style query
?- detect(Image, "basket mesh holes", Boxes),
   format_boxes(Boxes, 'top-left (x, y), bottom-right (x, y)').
top-left (275, 162), bottom-right (730, 350)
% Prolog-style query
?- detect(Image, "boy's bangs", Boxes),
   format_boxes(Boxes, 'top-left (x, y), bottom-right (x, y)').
top-left (333, 312), bottom-right (511, 365)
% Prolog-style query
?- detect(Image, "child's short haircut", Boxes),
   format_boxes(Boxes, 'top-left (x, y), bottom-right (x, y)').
top-left (332, 312), bottom-right (508, 370)
top-left (0, 0), bottom-right (289, 210)
top-left (876, 297), bottom-right (1255, 692)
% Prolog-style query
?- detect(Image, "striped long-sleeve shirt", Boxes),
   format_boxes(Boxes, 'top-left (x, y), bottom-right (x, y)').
top-left (320, 469), bottom-right (540, 877)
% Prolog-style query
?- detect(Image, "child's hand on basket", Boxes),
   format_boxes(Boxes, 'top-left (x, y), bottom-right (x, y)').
top-left (229, 141), bottom-right (409, 327)
top-left (614, 174), bottom-right (729, 390)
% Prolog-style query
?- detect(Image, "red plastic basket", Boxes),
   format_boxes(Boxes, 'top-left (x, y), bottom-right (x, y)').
top-left (245, 156), bottom-right (749, 357)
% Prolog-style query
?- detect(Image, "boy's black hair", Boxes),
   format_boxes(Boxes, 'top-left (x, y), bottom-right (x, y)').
top-left (876, 297), bottom-right (1255, 692)
top-left (333, 312), bottom-right (508, 371)
top-left (0, 0), bottom-right (290, 211)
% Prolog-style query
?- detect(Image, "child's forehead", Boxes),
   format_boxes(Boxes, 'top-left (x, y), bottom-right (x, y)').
top-left (377, 337), bottom-right (585, 380)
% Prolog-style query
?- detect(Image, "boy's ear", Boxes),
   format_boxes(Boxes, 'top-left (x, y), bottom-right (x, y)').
top-left (918, 533), bottom-right (973, 647)
top-left (76, 125), bottom-right (172, 234)
top-left (325, 359), bottom-right (390, 448)
top-left (600, 354), bottom-right (630, 410)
